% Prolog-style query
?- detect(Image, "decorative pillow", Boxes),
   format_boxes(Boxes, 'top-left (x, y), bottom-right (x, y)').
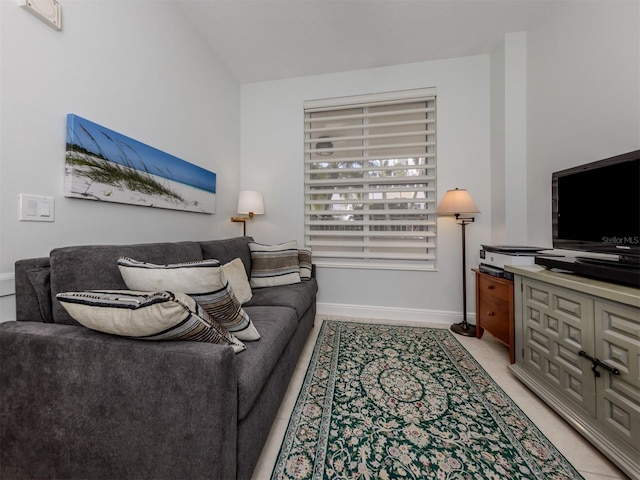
top-left (298, 248), bottom-right (312, 280)
top-left (248, 241), bottom-right (301, 288)
top-left (56, 290), bottom-right (246, 353)
top-left (222, 258), bottom-right (252, 304)
top-left (117, 258), bottom-right (260, 341)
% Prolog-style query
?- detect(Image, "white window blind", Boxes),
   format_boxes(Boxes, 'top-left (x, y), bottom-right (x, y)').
top-left (304, 88), bottom-right (437, 270)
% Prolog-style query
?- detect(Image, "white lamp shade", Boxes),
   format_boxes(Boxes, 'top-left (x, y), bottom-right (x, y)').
top-left (436, 188), bottom-right (480, 216)
top-left (237, 191), bottom-right (264, 215)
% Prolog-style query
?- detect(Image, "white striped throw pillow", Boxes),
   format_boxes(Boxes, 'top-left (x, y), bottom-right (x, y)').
top-left (117, 258), bottom-right (260, 341)
top-left (56, 290), bottom-right (246, 353)
top-left (248, 241), bottom-right (302, 288)
top-left (298, 248), bottom-right (312, 280)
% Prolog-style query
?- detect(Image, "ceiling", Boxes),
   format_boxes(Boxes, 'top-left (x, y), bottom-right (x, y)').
top-left (180, 0), bottom-right (552, 84)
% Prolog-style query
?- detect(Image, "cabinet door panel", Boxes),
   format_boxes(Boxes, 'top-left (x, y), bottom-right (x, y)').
top-left (511, 269), bottom-right (640, 478)
top-left (595, 300), bottom-right (640, 447)
top-left (522, 278), bottom-right (596, 415)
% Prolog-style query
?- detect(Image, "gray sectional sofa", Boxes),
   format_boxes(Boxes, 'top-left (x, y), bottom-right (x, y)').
top-left (0, 236), bottom-right (318, 480)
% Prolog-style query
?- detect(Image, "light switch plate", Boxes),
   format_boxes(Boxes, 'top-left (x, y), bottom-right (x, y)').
top-left (19, 194), bottom-right (55, 222)
top-left (18, 0), bottom-right (62, 31)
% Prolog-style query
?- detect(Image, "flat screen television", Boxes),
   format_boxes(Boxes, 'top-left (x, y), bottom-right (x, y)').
top-left (551, 149), bottom-right (640, 268)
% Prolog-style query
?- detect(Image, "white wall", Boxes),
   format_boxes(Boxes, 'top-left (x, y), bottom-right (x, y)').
top-left (0, 1), bottom-right (241, 320)
top-left (503, 33), bottom-right (528, 245)
top-left (491, 32), bottom-right (529, 246)
top-left (241, 56), bottom-right (492, 321)
top-left (490, 39), bottom-right (507, 244)
top-left (527, 0), bottom-right (640, 247)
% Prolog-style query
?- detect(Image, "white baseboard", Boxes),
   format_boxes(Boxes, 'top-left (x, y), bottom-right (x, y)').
top-left (0, 273), bottom-right (15, 297)
top-left (316, 302), bottom-right (475, 326)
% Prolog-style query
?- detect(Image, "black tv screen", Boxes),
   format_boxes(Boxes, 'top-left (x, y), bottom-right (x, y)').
top-left (552, 150), bottom-right (640, 260)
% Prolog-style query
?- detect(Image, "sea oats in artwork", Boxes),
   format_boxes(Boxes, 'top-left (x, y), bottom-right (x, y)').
top-left (64, 114), bottom-right (216, 213)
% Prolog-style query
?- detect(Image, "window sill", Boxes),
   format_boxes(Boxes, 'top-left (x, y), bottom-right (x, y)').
top-left (314, 260), bottom-right (437, 272)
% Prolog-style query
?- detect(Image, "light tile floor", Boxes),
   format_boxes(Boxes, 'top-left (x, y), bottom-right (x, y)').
top-left (252, 316), bottom-right (629, 480)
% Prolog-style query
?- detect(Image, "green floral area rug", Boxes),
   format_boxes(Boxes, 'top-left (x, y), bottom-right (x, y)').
top-left (271, 320), bottom-right (583, 480)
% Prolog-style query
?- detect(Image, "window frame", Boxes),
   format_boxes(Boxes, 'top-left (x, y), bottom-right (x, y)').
top-left (303, 87), bottom-right (438, 271)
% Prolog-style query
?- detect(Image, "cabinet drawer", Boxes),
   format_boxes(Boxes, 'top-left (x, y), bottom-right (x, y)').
top-left (478, 274), bottom-right (511, 302)
top-left (478, 294), bottom-right (511, 345)
top-left (474, 269), bottom-right (515, 364)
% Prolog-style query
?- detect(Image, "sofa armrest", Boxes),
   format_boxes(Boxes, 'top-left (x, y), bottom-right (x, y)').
top-left (0, 321), bottom-right (238, 480)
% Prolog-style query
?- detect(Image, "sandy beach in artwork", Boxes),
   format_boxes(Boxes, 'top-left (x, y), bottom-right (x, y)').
top-left (64, 114), bottom-right (217, 214)
top-left (64, 154), bottom-right (216, 214)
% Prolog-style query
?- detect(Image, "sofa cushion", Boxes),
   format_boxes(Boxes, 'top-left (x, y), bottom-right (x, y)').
top-left (200, 236), bottom-right (253, 278)
top-left (117, 258), bottom-right (259, 341)
top-left (234, 305), bottom-right (298, 420)
top-left (245, 278), bottom-right (318, 317)
top-left (56, 290), bottom-right (246, 353)
top-left (222, 258), bottom-right (253, 304)
top-left (50, 242), bottom-right (203, 325)
top-left (248, 241), bottom-right (301, 288)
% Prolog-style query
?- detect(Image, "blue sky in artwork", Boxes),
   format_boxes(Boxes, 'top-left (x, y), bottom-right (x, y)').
top-left (66, 114), bottom-right (216, 194)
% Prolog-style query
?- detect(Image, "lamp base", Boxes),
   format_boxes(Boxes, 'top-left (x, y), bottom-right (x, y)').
top-left (450, 321), bottom-right (476, 337)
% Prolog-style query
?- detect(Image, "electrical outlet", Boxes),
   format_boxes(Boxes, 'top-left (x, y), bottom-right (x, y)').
top-left (19, 194), bottom-right (55, 222)
top-left (17, 0), bottom-right (62, 31)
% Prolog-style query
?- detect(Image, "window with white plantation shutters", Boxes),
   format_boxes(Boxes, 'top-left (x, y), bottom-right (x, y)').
top-left (304, 88), bottom-right (437, 270)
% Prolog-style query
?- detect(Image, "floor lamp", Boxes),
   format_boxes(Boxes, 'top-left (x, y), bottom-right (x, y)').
top-left (436, 188), bottom-right (480, 337)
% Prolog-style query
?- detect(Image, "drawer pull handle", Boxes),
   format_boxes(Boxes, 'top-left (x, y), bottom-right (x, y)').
top-left (579, 351), bottom-right (620, 377)
top-left (487, 285), bottom-right (495, 290)
top-left (487, 312), bottom-right (495, 316)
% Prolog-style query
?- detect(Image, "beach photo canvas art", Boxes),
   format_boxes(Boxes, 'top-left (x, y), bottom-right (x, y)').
top-left (64, 114), bottom-right (216, 213)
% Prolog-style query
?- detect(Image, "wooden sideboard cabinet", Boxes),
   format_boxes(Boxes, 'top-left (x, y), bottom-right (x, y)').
top-left (473, 269), bottom-right (515, 363)
top-left (507, 265), bottom-right (640, 479)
